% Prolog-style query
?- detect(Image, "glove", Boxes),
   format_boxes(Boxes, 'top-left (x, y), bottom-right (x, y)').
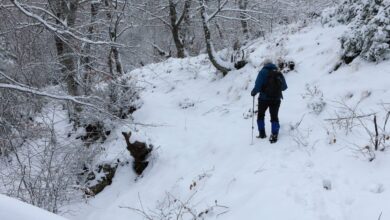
top-left (251, 90), bottom-right (257, 97)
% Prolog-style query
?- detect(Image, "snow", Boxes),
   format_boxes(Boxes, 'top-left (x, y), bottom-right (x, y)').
top-left (0, 83), bottom-right (103, 111)
top-left (0, 194), bottom-right (68, 220)
top-left (61, 22), bottom-right (390, 220)
top-left (11, 0), bottom-right (117, 46)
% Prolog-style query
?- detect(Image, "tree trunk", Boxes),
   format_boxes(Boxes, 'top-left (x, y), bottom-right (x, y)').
top-left (198, 0), bottom-right (231, 76)
top-left (107, 48), bottom-right (114, 76)
top-left (53, 0), bottom-right (79, 96)
top-left (82, 1), bottom-right (100, 95)
top-left (171, 25), bottom-right (185, 58)
top-left (169, 0), bottom-right (191, 58)
top-left (238, 0), bottom-right (249, 39)
top-left (112, 47), bottom-right (123, 75)
top-left (52, 0), bottom-right (81, 118)
top-left (105, 0), bottom-right (123, 76)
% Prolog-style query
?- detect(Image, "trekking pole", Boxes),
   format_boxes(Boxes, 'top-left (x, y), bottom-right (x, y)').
top-left (251, 96), bottom-right (255, 145)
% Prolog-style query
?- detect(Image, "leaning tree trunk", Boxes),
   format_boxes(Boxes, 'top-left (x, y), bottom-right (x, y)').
top-left (198, 0), bottom-right (231, 76)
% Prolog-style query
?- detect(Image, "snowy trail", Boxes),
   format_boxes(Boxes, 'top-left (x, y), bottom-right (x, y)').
top-left (65, 24), bottom-right (390, 220)
top-left (133, 72), bottom-right (319, 219)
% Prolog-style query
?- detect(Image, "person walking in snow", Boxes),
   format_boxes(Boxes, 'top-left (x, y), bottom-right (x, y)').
top-left (251, 59), bottom-right (287, 143)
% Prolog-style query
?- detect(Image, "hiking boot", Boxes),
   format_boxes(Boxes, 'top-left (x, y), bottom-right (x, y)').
top-left (257, 130), bottom-right (267, 139)
top-left (269, 134), bottom-right (278, 144)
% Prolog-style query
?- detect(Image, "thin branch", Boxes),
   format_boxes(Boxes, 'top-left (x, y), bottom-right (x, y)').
top-left (0, 70), bottom-right (26, 87)
top-left (324, 113), bottom-right (376, 121)
top-left (10, 0), bottom-right (122, 46)
top-left (132, 5), bottom-right (172, 28)
top-left (0, 83), bottom-right (113, 117)
top-left (207, 0), bottom-right (229, 22)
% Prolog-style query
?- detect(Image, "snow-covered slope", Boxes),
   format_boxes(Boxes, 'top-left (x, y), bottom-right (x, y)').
top-left (64, 23), bottom-right (390, 220)
top-left (0, 194), bottom-right (68, 220)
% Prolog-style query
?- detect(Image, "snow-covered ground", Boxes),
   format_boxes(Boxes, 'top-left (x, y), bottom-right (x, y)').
top-left (62, 22), bottom-right (390, 220)
top-left (0, 194), bottom-right (67, 220)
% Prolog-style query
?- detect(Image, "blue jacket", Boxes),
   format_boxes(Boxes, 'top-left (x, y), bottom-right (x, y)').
top-left (251, 63), bottom-right (288, 100)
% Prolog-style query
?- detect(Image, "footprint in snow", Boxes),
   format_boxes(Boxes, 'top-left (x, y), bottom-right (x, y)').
top-left (367, 183), bottom-right (385, 194)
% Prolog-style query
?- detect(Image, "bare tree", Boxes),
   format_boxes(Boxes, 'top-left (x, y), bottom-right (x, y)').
top-left (168, 0), bottom-right (192, 58)
top-left (133, 0), bottom-right (193, 58)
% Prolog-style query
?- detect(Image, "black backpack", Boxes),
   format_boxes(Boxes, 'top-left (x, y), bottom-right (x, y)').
top-left (261, 69), bottom-right (283, 98)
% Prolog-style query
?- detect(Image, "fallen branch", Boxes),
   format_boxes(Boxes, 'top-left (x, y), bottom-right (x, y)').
top-left (324, 113), bottom-right (376, 121)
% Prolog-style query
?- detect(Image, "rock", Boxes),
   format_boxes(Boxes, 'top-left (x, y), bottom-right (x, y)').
top-left (277, 58), bottom-right (295, 73)
top-left (84, 163), bottom-right (118, 196)
top-left (234, 60), bottom-right (248, 70)
top-left (323, 179), bottom-right (332, 190)
top-left (122, 132), bottom-right (153, 175)
top-left (80, 122), bottom-right (110, 144)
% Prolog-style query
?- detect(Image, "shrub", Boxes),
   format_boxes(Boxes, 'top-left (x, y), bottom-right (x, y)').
top-left (323, 0), bottom-right (390, 63)
top-left (302, 84), bottom-right (326, 115)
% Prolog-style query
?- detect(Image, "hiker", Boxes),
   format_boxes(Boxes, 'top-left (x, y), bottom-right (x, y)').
top-left (251, 59), bottom-right (288, 143)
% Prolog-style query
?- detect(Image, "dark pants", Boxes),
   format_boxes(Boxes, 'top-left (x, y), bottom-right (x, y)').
top-left (257, 99), bottom-right (281, 135)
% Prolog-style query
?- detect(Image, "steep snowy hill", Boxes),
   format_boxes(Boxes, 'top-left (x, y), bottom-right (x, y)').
top-left (63, 22), bottom-right (390, 220)
top-left (0, 194), bottom-right (68, 220)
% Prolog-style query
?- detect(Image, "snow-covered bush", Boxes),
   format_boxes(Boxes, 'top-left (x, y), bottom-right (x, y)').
top-left (323, 0), bottom-right (390, 63)
top-left (0, 90), bottom-right (47, 155)
top-left (0, 115), bottom-right (101, 213)
top-left (104, 77), bottom-right (142, 119)
top-left (302, 84), bottom-right (326, 115)
top-left (78, 77), bottom-right (142, 143)
top-left (288, 116), bottom-right (317, 151)
top-left (123, 172), bottom-right (228, 220)
top-left (326, 99), bottom-right (390, 161)
top-left (0, 39), bottom-right (48, 156)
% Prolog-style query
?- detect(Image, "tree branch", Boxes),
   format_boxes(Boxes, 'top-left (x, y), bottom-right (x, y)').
top-left (0, 83), bottom-right (112, 116)
top-left (10, 0), bottom-right (122, 46)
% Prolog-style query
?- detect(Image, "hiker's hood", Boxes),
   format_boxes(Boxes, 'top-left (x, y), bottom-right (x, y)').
top-left (264, 63), bottom-right (277, 70)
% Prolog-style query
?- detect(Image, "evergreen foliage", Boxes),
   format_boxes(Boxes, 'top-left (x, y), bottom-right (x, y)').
top-left (324, 0), bottom-right (390, 62)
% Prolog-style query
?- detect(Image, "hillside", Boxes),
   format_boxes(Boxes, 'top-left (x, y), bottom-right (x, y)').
top-left (0, 195), bottom-right (67, 220)
top-left (59, 20), bottom-right (390, 220)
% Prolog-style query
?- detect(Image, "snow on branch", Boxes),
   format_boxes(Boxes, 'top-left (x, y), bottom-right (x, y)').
top-left (10, 0), bottom-right (122, 46)
top-left (206, 0), bottom-right (229, 22)
top-left (0, 82), bottom-right (111, 116)
top-left (132, 5), bottom-right (172, 28)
